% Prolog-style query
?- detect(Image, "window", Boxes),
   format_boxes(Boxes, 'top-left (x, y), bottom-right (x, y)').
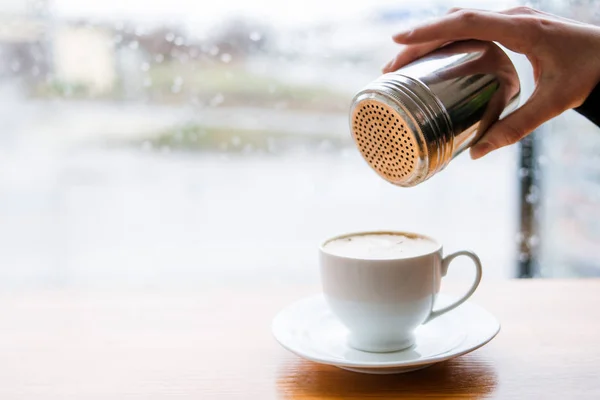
top-left (0, 0), bottom-right (596, 290)
top-left (533, 0), bottom-right (600, 277)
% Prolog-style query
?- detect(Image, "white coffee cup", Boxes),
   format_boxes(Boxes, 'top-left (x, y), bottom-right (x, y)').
top-left (319, 231), bottom-right (482, 353)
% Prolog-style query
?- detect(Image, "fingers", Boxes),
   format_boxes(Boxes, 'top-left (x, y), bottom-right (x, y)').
top-left (382, 40), bottom-right (447, 73)
top-left (382, 7), bottom-right (466, 73)
top-left (502, 5), bottom-right (586, 25)
top-left (470, 87), bottom-right (565, 159)
top-left (501, 6), bottom-right (540, 15)
top-left (392, 9), bottom-right (528, 53)
top-left (476, 90), bottom-right (510, 137)
top-left (385, 6), bottom-right (578, 74)
top-left (476, 81), bottom-right (520, 139)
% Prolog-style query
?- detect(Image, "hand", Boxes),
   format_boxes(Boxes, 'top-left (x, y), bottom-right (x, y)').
top-left (382, 7), bottom-right (600, 159)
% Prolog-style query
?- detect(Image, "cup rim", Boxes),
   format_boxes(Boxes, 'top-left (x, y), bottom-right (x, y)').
top-left (319, 230), bottom-right (443, 261)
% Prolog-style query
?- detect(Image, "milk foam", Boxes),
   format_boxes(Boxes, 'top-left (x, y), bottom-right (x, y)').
top-left (323, 233), bottom-right (438, 259)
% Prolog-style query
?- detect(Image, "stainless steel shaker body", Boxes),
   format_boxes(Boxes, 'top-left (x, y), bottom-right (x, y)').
top-left (350, 40), bottom-right (521, 187)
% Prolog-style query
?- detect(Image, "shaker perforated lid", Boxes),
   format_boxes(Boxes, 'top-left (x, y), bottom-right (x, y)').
top-left (350, 75), bottom-right (451, 187)
top-left (351, 99), bottom-right (419, 182)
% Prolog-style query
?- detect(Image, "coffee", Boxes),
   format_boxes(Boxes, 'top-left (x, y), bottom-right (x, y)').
top-left (320, 230), bottom-right (482, 352)
top-left (323, 233), bottom-right (438, 260)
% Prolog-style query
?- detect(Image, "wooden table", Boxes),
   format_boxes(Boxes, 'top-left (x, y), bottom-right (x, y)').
top-left (1, 279), bottom-right (599, 399)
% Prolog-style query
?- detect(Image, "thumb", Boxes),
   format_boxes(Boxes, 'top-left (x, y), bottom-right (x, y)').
top-left (470, 88), bottom-right (564, 159)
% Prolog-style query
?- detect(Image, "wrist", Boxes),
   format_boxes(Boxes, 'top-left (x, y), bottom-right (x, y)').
top-left (574, 81), bottom-right (600, 127)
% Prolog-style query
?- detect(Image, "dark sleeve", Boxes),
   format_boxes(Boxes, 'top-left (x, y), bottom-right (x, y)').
top-left (574, 82), bottom-right (600, 127)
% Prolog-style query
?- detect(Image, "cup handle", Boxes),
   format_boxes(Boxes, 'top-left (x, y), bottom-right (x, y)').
top-left (426, 250), bottom-right (482, 323)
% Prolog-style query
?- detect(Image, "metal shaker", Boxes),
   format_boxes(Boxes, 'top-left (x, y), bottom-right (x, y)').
top-left (350, 40), bottom-right (521, 187)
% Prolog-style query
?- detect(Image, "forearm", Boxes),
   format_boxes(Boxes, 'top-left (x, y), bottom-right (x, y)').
top-left (575, 82), bottom-right (600, 127)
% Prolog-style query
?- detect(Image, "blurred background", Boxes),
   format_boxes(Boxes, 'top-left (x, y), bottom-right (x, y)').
top-left (0, 0), bottom-right (598, 291)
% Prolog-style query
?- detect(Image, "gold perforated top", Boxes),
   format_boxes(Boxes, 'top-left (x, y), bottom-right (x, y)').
top-left (351, 99), bottom-right (419, 184)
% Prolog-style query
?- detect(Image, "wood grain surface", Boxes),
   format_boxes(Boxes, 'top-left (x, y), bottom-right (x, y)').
top-left (0, 279), bottom-right (599, 399)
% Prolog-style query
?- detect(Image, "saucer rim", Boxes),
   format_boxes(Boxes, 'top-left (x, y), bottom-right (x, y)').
top-left (272, 294), bottom-right (501, 370)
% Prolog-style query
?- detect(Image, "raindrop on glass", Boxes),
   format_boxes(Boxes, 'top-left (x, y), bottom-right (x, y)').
top-left (209, 93), bottom-right (224, 107)
top-left (220, 53), bottom-right (232, 63)
top-left (189, 95), bottom-right (202, 106)
top-left (249, 31), bottom-right (262, 41)
top-left (178, 53), bottom-right (189, 63)
top-left (165, 32), bottom-right (175, 42)
top-left (527, 235), bottom-right (540, 248)
top-left (525, 186), bottom-right (540, 204)
top-left (518, 168), bottom-right (529, 178)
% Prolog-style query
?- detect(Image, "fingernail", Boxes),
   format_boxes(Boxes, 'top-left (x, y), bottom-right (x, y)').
top-left (382, 55), bottom-right (398, 73)
top-left (393, 30), bottom-right (412, 41)
top-left (381, 60), bottom-right (392, 72)
top-left (470, 142), bottom-right (492, 159)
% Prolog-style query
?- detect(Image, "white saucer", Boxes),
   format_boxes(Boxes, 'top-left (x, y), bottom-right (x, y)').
top-left (272, 294), bottom-right (500, 374)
